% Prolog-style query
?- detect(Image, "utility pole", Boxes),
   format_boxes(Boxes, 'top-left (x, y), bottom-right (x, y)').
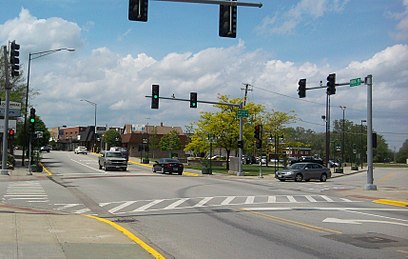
top-left (241, 83), bottom-right (252, 106)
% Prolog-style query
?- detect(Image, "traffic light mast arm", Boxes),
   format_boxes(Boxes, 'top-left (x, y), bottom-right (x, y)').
top-left (145, 95), bottom-right (241, 107)
top-left (304, 82), bottom-right (350, 90)
top-left (156, 0), bottom-right (262, 8)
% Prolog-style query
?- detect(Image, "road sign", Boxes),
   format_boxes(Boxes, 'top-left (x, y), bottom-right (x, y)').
top-left (0, 120), bottom-right (16, 133)
top-left (237, 109), bottom-right (249, 118)
top-left (350, 78), bottom-right (362, 87)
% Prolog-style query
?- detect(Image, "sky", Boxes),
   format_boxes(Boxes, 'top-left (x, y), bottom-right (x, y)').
top-left (0, 0), bottom-right (407, 151)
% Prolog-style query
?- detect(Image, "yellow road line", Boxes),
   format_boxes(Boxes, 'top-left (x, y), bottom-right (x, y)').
top-left (84, 215), bottom-right (165, 259)
top-left (373, 199), bottom-right (408, 208)
top-left (241, 209), bottom-right (342, 234)
top-left (39, 162), bottom-right (52, 176)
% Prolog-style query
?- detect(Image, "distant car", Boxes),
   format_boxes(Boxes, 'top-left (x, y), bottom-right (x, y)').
top-left (329, 160), bottom-right (340, 168)
top-left (153, 158), bottom-right (184, 175)
top-left (275, 162), bottom-right (331, 182)
top-left (40, 146), bottom-right (51, 153)
top-left (98, 151), bottom-right (127, 171)
top-left (74, 146), bottom-right (88, 155)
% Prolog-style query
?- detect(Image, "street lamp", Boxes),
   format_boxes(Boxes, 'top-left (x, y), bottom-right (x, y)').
top-left (360, 119), bottom-right (367, 169)
top-left (339, 106), bottom-right (346, 170)
top-left (80, 99), bottom-right (97, 152)
top-left (22, 47), bottom-right (75, 166)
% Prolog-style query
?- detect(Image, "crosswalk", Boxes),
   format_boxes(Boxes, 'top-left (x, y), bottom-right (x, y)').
top-left (2, 181), bottom-right (49, 203)
top-left (50, 194), bottom-right (357, 215)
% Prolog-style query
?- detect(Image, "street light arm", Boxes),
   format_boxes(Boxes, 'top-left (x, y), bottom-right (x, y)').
top-left (80, 99), bottom-right (97, 106)
top-left (30, 48), bottom-right (75, 60)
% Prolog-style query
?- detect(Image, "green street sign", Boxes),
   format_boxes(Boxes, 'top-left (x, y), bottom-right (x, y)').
top-left (350, 78), bottom-right (362, 87)
top-left (237, 109), bottom-right (249, 118)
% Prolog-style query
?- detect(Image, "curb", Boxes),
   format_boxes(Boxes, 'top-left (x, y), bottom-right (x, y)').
top-left (373, 199), bottom-right (408, 208)
top-left (84, 215), bottom-right (165, 259)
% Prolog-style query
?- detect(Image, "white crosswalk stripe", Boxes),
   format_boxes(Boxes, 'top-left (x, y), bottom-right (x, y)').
top-left (3, 181), bottom-right (48, 202)
top-left (100, 194), bottom-right (360, 215)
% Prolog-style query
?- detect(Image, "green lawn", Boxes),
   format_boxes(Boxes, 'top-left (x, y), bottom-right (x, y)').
top-left (185, 164), bottom-right (283, 176)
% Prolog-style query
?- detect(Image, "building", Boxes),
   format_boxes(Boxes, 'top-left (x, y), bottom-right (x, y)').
top-left (121, 123), bottom-right (188, 160)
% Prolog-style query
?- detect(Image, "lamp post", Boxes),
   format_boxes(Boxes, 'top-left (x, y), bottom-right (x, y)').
top-left (22, 47), bottom-right (75, 166)
top-left (360, 119), bottom-right (367, 169)
top-left (80, 99), bottom-right (97, 152)
top-left (340, 106), bottom-right (346, 170)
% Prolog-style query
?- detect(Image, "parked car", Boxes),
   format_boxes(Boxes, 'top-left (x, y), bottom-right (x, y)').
top-left (98, 151), bottom-right (127, 171)
top-left (74, 146), bottom-right (88, 155)
top-left (328, 160), bottom-right (340, 168)
top-left (275, 162), bottom-right (331, 182)
top-left (40, 146), bottom-right (51, 152)
top-left (289, 156), bottom-right (323, 165)
top-left (152, 158), bottom-right (184, 175)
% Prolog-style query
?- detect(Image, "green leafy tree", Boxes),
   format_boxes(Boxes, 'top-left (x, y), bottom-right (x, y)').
top-left (396, 139), bottom-right (408, 163)
top-left (160, 130), bottom-right (181, 157)
top-left (103, 129), bottom-right (121, 149)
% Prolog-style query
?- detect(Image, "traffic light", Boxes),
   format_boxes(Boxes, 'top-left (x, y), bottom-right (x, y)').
top-left (256, 139), bottom-right (262, 149)
top-left (129, 0), bottom-right (148, 22)
top-left (237, 140), bottom-right (243, 149)
top-left (298, 78), bottom-right (306, 98)
top-left (10, 41), bottom-right (20, 78)
top-left (372, 132), bottom-right (377, 148)
top-left (219, 1), bottom-right (237, 38)
top-left (190, 92), bottom-right (197, 108)
top-left (8, 129), bottom-right (15, 142)
top-left (254, 124), bottom-right (262, 140)
top-left (326, 73), bottom-right (336, 95)
top-left (29, 107), bottom-right (36, 132)
top-left (151, 84), bottom-right (159, 109)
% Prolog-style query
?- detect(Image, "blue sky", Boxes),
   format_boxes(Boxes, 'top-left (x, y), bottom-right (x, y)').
top-left (1, 0), bottom-right (407, 150)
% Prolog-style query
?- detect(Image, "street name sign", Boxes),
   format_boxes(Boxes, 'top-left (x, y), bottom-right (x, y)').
top-left (237, 109), bottom-right (249, 118)
top-left (350, 78), bottom-right (362, 87)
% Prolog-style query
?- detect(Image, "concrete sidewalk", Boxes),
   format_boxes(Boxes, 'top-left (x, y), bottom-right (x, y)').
top-left (0, 166), bottom-right (162, 259)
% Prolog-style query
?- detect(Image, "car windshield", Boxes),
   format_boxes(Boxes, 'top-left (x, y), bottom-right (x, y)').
top-left (289, 163), bottom-right (305, 169)
top-left (106, 152), bottom-right (122, 158)
top-left (163, 159), bottom-right (180, 163)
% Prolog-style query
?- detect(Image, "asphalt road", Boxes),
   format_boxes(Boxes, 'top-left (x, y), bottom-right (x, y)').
top-left (1, 151), bottom-right (407, 259)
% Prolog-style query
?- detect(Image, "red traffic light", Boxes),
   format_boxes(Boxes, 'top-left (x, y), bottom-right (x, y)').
top-left (9, 129), bottom-right (15, 136)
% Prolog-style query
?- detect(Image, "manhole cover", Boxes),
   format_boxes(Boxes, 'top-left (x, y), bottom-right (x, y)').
top-left (354, 236), bottom-right (397, 244)
top-left (324, 232), bottom-right (408, 249)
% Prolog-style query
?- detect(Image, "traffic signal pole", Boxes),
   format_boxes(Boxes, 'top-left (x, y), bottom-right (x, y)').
top-left (1, 45), bottom-right (11, 175)
top-left (365, 75), bottom-right (376, 190)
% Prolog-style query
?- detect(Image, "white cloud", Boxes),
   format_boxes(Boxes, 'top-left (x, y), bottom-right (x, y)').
top-left (257, 0), bottom-right (349, 34)
top-left (390, 0), bottom-right (408, 40)
top-left (0, 8), bottom-right (82, 52)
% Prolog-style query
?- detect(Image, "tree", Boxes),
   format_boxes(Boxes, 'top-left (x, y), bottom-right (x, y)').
top-left (396, 139), bottom-right (408, 163)
top-left (160, 130), bottom-right (182, 157)
top-left (103, 129), bottom-right (121, 149)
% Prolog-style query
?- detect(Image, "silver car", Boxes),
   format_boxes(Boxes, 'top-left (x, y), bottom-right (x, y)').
top-left (275, 162), bottom-right (331, 182)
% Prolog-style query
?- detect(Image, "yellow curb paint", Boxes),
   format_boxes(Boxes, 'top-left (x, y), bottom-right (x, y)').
top-left (128, 160), bottom-right (153, 168)
top-left (84, 215), bottom-right (165, 259)
top-left (183, 171), bottom-right (201, 177)
top-left (39, 162), bottom-right (52, 176)
top-left (373, 199), bottom-right (408, 208)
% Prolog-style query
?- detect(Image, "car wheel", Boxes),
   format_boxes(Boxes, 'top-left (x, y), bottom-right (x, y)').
top-left (295, 174), bottom-right (303, 182)
top-left (178, 172), bottom-right (182, 175)
top-left (99, 163), bottom-right (102, 170)
top-left (320, 173), bottom-right (327, 182)
top-left (104, 164), bottom-right (108, 171)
